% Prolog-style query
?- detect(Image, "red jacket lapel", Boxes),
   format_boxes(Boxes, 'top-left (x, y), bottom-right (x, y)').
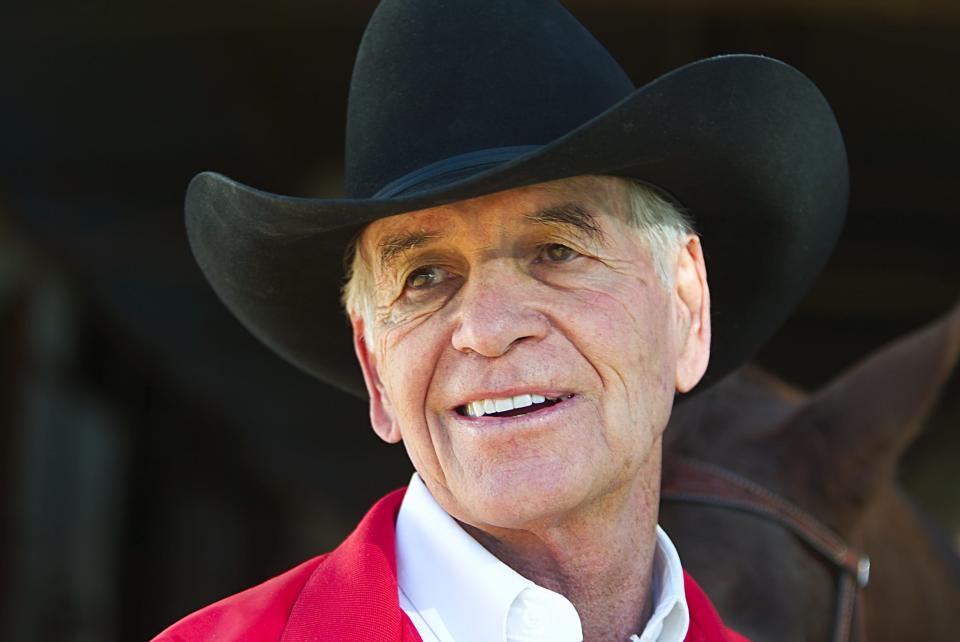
top-left (281, 488), bottom-right (421, 642)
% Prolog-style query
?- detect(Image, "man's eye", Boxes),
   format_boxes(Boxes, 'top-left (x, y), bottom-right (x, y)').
top-left (540, 243), bottom-right (579, 263)
top-left (405, 265), bottom-right (450, 290)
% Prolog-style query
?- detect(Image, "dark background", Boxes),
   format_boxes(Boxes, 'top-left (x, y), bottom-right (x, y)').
top-left (1, 1), bottom-right (957, 640)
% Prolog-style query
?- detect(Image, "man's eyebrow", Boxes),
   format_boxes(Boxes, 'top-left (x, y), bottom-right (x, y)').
top-left (524, 202), bottom-right (606, 244)
top-left (375, 202), bottom-right (603, 270)
top-left (377, 230), bottom-right (442, 271)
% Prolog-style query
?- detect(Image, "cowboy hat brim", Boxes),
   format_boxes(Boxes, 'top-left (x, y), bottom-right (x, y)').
top-left (185, 54), bottom-right (847, 398)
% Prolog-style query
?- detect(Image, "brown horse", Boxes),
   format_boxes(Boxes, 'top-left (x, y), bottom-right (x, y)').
top-left (661, 300), bottom-right (960, 642)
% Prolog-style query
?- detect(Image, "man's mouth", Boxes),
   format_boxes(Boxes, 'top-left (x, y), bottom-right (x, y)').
top-left (456, 393), bottom-right (575, 418)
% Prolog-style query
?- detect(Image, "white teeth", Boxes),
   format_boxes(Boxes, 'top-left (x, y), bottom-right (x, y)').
top-left (461, 393), bottom-right (568, 418)
top-left (514, 394), bottom-right (532, 408)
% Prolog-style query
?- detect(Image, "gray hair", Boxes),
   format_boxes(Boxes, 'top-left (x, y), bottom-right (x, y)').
top-left (341, 176), bottom-right (694, 343)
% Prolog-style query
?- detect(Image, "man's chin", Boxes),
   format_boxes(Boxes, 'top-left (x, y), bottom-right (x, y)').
top-left (448, 473), bottom-right (596, 533)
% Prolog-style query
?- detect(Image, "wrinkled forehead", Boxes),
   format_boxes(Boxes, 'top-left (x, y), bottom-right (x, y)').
top-left (357, 175), bottom-right (628, 269)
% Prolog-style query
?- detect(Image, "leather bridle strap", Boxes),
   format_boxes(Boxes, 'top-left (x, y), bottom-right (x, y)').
top-left (661, 457), bottom-right (871, 642)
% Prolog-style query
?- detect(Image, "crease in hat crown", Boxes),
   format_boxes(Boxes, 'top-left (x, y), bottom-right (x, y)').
top-left (344, 0), bottom-right (637, 200)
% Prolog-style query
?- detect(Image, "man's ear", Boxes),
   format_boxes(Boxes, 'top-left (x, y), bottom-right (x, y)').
top-left (351, 316), bottom-right (403, 443)
top-left (673, 234), bottom-right (711, 393)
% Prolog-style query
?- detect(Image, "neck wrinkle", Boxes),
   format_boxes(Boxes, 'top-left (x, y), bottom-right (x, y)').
top-left (462, 440), bottom-right (664, 642)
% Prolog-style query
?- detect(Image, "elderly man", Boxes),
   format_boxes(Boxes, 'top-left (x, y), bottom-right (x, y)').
top-left (154, 0), bottom-right (847, 641)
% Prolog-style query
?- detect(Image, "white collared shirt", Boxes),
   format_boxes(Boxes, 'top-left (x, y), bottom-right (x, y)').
top-left (396, 473), bottom-right (690, 642)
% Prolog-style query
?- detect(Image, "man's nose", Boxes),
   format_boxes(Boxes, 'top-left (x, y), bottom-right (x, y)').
top-left (451, 262), bottom-right (549, 357)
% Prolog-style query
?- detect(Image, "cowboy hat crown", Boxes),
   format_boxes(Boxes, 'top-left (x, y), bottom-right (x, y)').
top-left (345, 0), bottom-right (634, 199)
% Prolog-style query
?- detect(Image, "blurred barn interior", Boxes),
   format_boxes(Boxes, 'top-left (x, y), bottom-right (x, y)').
top-left (1, 1), bottom-right (958, 640)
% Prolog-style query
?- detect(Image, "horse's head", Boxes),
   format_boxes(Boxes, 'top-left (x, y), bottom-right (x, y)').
top-left (662, 299), bottom-right (960, 642)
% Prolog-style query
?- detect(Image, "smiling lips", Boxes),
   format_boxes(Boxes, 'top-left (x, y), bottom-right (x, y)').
top-left (458, 393), bottom-right (575, 418)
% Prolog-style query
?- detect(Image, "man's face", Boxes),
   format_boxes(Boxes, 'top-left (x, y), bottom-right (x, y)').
top-left (353, 177), bottom-right (710, 531)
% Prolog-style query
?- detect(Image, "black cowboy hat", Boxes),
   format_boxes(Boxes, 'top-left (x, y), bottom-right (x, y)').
top-left (185, 0), bottom-right (847, 398)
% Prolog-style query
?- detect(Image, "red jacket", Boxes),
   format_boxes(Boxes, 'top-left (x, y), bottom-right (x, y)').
top-left (153, 489), bottom-right (748, 642)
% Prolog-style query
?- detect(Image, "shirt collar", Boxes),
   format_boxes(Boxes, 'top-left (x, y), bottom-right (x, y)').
top-left (396, 473), bottom-right (689, 642)
top-left (631, 525), bottom-right (690, 642)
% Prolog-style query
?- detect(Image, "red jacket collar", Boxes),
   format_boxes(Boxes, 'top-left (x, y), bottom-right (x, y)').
top-left (281, 488), bottom-right (419, 641)
top-left (156, 487), bottom-right (747, 642)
